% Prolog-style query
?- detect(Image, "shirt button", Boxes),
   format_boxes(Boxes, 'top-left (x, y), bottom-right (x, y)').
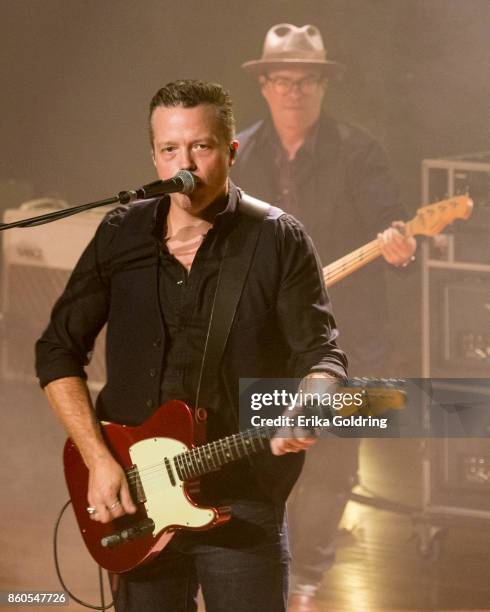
top-left (149, 368), bottom-right (157, 377)
top-left (153, 339), bottom-right (162, 347)
top-left (145, 399), bottom-right (153, 409)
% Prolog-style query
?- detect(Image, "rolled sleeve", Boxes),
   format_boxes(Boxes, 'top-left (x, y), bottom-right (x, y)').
top-left (35, 217), bottom-right (113, 388)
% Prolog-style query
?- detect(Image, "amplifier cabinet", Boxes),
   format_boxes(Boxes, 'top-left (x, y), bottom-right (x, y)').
top-left (1, 206), bottom-right (113, 389)
top-left (424, 381), bottom-right (490, 518)
top-left (424, 268), bottom-right (490, 378)
top-left (422, 151), bottom-right (490, 265)
top-left (420, 154), bottom-right (490, 530)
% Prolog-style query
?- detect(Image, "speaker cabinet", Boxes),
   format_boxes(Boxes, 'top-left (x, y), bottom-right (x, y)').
top-left (1, 205), bottom-right (111, 389)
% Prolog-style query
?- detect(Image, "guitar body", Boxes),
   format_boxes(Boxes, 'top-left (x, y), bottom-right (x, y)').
top-left (63, 384), bottom-right (406, 572)
top-left (64, 400), bottom-right (230, 573)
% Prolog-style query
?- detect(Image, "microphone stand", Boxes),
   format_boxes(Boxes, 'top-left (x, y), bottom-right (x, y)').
top-left (0, 194), bottom-right (123, 232)
top-left (0, 172), bottom-right (195, 232)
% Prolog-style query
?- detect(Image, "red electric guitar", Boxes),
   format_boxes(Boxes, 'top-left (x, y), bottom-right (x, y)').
top-left (64, 382), bottom-right (405, 573)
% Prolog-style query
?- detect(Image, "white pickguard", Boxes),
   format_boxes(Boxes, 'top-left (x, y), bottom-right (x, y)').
top-left (129, 437), bottom-right (215, 534)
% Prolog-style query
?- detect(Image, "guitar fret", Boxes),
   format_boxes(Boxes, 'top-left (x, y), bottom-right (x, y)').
top-left (178, 454), bottom-right (189, 481)
top-left (240, 433), bottom-right (251, 456)
top-left (169, 427), bottom-right (276, 486)
top-left (191, 449), bottom-right (202, 477)
top-left (238, 434), bottom-right (247, 456)
top-left (195, 445), bottom-right (207, 475)
top-left (179, 455), bottom-right (187, 481)
top-left (232, 434), bottom-right (242, 459)
top-left (211, 441), bottom-right (222, 469)
top-left (248, 430), bottom-right (258, 452)
top-left (211, 440), bottom-right (221, 465)
top-left (190, 451), bottom-right (199, 478)
top-left (256, 429), bottom-right (267, 450)
top-left (204, 442), bottom-right (218, 471)
top-left (223, 437), bottom-right (235, 461)
top-left (201, 444), bottom-right (212, 473)
top-left (185, 451), bottom-right (195, 479)
top-left (174, 455), bottom-right (182, 480)
top-left (215, 440), bottom-right (226, 465)
top-left (220, 439), bottom-right (230, 464)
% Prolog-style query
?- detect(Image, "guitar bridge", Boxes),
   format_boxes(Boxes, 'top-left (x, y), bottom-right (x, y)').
top-left (101, 518), bottom-right (155, 549)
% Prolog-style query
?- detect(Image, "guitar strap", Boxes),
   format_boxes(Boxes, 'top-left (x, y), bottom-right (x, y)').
top-left (194, 191), bottom-right (271, 420)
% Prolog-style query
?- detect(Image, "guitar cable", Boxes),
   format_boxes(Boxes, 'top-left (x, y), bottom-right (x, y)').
top-left (54, 500), bottom-right (114, 610)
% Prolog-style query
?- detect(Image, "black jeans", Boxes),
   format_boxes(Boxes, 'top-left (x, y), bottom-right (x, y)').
top-left (111, 499), bottom-right (289, 612)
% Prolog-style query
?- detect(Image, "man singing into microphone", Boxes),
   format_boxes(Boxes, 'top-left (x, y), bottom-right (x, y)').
top-left (36, 80), bottom-right (347, 611)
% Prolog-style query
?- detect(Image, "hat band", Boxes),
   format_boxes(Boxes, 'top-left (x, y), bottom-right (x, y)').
top-left (262, 50), bottom-right (327, 61)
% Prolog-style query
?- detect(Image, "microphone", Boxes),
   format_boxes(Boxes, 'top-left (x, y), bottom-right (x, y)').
top-left (118, 170), bottom-right (196, 204)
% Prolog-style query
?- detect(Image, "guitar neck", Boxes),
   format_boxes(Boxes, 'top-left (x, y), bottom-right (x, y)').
top-left (124, 378), bottom-right (405, 497)
top-left (174, 427), bottom-right (271, 481)
top-left (321, 194), bottom-right (473, 288)
top-left (323, 238), bottom-right (381, 288)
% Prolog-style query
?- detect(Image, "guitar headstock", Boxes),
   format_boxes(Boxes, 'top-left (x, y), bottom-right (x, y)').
top-left (407, 195), bottom-right (473, 237)
top-left (339, 378), bottom-right (406, 417)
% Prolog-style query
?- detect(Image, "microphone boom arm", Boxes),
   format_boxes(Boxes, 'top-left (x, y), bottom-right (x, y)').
top-left (0, 171), bottom-right (196, 231)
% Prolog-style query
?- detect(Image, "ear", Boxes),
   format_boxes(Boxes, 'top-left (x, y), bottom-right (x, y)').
top-left (320, 78), bottom-right (328, 94)
top-left (259, 74), bottom-right (268, 96)
top-left (151, 150), bottom-right (156, 167)
top-left (229, 140), bottom-right (239, 166)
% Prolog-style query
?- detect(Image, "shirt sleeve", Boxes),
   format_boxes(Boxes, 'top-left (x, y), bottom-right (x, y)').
top-left (274, 213), bottom-right (348, 380)
top-left (347, 136), bottom-right (405, 236)
top-left (34, 215), bottom-right (115, 387)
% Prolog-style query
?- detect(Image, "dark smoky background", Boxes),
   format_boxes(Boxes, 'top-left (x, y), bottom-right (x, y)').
top-left (1, 1), bottom-right (489, 608)
top-left (2, 0), bottom-right (489, 206)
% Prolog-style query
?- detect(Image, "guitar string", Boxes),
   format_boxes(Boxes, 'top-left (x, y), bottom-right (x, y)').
top-left (123, 438), bottom-right (265, 485)
top-left (326, 241), bottom-right (380, 273)
top-left (124, 451), bottom-right (267, 491)
top-left (123, 451), bottom-right (256, 494)
top-left (119, 379), bottom-right (388, 485)
top-left (124, 437), bottom-right (255, 482)
top-left (324, 254), bottom-right (380, 283)
top-left (108, 373), bottom-right (399, 496)
top-left (122, 429), bottom-right (269, 483)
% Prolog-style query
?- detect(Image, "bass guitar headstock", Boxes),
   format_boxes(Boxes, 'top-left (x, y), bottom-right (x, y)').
top-left (406, 196), bottom-right (473, 237)
top-left (339, 377), bottom-right (406, 417)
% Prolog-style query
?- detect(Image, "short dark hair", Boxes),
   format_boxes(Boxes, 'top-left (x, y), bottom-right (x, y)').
top-left (148, 79), bottom-right (235, 144)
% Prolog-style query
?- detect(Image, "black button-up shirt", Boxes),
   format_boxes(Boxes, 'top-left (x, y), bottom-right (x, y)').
top-left (36, 183), bottom-right (347, 501)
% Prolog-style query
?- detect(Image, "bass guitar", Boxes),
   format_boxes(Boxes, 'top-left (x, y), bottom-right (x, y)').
top-left (323, 195), bottom-right (473, 287)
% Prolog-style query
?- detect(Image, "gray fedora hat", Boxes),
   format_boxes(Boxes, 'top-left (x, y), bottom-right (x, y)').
top-left (242, 23), bottom-right (344, 78)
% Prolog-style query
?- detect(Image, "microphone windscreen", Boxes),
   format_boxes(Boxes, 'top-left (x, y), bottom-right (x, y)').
top-left (176, 170), bottom-right (196, 195)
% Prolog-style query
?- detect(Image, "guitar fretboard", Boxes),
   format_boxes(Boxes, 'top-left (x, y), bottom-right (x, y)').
top-left (323, 239), bottom-right (381, 287)
top-left (123, 377), bottom-right (405, 497)
top-left (124, 426), bottom-right (272, 498)
top-left (173, 427), bottom-right (271, 481)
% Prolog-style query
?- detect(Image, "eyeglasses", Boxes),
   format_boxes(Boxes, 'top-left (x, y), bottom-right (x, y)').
top-left (264, 75), bottom-right (324, 95)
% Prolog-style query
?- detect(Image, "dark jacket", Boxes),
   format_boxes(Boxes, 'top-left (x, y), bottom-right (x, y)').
top-left (232, 114), bottom-right (405, 373)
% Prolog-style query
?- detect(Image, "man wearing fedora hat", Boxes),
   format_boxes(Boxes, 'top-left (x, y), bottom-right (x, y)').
top-left (233, 23), bottom-right (416, 612)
